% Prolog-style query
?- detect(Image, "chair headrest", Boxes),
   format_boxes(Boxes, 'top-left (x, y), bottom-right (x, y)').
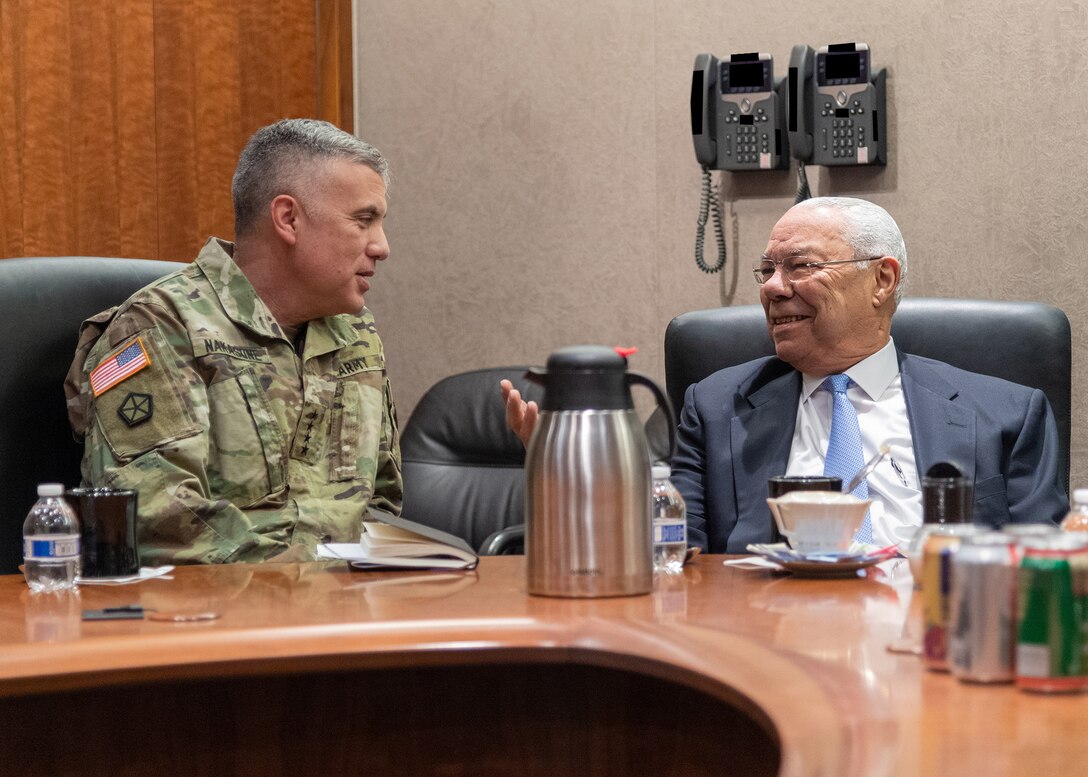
top-left (400, 367), bottom-right (544, 466)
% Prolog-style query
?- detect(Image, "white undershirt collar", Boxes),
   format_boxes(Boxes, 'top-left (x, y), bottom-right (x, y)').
top-left (799, 338), bottom-right (899, 401)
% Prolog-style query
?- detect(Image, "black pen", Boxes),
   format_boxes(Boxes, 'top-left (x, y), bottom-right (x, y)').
top-left (81, 605), bottom-right (152, 621)
top-left (889, 457), bottom-right (909, 487)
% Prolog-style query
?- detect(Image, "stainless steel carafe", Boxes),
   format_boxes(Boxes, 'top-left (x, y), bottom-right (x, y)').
top-left (524, 346), bottom-right (676, 598)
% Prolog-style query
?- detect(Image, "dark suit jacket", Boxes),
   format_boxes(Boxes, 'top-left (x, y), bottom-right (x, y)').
top-left (671, 351), bottom-right (1068, 553)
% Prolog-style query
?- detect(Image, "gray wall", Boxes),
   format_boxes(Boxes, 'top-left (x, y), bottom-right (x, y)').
top-left (356, 0), bottom-right (1088, 491)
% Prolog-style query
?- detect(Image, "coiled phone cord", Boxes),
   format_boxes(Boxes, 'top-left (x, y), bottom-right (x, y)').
top-left (794, 160), bottom-right (812, 203)
top-left (695, 166), bottom-right (727, 273)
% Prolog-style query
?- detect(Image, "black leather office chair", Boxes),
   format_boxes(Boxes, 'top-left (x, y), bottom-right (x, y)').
top-left (664, 299), bottom-right (1072, 492)
top-left (0, 257), bottom-right (183, 574)
top-left (399, 367), bottom-right (543, 554)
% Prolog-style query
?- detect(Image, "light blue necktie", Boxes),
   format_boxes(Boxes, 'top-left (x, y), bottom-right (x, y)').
top-left (822, 374), bottom-right (873, 544)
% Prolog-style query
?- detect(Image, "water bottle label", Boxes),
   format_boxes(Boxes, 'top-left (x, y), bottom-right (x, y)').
top-left (24, 534), bottom-right (81, 561)
top-left (654, 522), bottom-right (686, 544)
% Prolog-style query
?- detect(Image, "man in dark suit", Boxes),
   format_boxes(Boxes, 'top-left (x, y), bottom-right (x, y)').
top-left (504, 197), bottom-right (1067, 553)
top-left (671, 197), bottom-right (1066, 552)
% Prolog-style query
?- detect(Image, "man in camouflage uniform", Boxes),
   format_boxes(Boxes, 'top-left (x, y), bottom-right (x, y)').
top-left (64, 119), bottom-right (402, 565)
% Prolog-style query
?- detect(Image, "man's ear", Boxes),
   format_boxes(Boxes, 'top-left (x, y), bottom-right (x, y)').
top-left (872, 257), bottom-right (900, 307)
top-left (269, 194), bottom-right (301, 246)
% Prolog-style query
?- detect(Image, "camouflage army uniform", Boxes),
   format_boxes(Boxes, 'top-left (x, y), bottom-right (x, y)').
top-left (64, 238), bottom-right (403, 565)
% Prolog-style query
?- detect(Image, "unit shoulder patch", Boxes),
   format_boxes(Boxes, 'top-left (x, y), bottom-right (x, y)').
top-left (117, 392), bottom-right (154, 427)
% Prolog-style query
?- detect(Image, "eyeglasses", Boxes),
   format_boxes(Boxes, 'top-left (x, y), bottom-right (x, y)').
top-left (752, 256), bottom-right (882, 285)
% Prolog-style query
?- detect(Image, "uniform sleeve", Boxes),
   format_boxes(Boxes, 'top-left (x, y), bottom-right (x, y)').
top-left (368, 375), bottom-right (403, 516)
top-left (75, 303), bottom-right (277, 565)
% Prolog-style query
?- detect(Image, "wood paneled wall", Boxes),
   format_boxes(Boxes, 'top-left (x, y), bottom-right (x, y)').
top-left (0, 0), bottom-right (352, 262)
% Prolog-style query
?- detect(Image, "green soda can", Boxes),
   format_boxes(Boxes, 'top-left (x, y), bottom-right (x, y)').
top-left (1016, 534), bottom-right (1088, 693)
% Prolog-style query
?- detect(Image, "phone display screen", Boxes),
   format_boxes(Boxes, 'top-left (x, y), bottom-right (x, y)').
top-left (722, 60), bottom-right (769, 93)
top-left (818, 50), bottom-right (867, 85)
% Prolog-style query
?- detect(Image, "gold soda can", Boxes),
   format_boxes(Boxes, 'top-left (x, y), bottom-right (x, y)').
top-left (922, 524), bottom-right (979, 671)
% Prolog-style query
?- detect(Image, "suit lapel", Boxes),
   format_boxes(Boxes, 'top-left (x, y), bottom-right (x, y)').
top-left (732, 369), bottom-right (801, 536)
top-left (900, 353), bottom-right (977, 481)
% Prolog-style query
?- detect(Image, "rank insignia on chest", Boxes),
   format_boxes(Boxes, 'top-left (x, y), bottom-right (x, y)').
top-left (90, 337), bottom-right (151, 396)
top-left (117, 392), bottom-right (154, 427)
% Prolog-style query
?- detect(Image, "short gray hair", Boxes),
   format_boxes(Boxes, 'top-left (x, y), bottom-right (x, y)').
top-left (792, 196), bottom-right (908, 304)
top-left (232, 118), bottom-right (390, 236)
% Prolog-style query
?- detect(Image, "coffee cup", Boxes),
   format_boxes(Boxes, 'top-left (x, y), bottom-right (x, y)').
top-left (65, 488), bottom-right (140, 578)
top-left (766, 490), bottom-right (871, 555)
top-left (766, 476), bottom-right (843, 541)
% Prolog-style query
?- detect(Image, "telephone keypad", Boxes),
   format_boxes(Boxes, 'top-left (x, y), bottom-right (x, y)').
top-left (721, 120), bottom-right (774, 166)
top-left (715, 83), bottom-right (787, 171)
top-left (821, 110), bottom-right (868, 161)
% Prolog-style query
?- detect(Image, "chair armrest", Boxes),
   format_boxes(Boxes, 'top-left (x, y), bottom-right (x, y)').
top-left (480, 524), bottom-right (525, 556)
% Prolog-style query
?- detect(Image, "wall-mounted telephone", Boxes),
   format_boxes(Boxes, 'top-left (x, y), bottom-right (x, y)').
top-left (691, 52), bottom-right (789, 172)
top-left (690, 52), bottom-right (789, 274)
top-left (788, 42), bottom-right (887, 166)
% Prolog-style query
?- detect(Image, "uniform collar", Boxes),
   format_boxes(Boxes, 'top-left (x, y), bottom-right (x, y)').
top-left (304, 315), bottom-right (361, 359)
top-left (196, 238), bottom-right (284, 341)
top-left (195, 237), bottom-right (359, 353)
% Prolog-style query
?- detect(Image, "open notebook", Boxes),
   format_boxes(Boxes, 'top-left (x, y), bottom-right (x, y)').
top-left (317, 509), bottom-right (479, 570)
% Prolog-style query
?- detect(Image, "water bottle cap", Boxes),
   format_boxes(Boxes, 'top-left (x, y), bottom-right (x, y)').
top-left (37, 483), bottom-right (65, 497)
top-left (652, 464), bottom-right (671, 479)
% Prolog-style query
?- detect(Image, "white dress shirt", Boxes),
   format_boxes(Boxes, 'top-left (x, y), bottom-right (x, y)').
top-left (785, 338), bottom-right (922, 547)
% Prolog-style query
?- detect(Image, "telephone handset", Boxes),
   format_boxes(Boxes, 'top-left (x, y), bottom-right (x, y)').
top-left (690, 53), bottom-right (726, 273)
top-left (788, 42), bottom-right (887, 167)
top-left (787, 45), bottom-right (814, 163)
top-left (691, 53), bottom-right (718, 167)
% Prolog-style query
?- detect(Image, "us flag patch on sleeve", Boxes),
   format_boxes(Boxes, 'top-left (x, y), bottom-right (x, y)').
top-left (90, 337), bottom-right (151, 397)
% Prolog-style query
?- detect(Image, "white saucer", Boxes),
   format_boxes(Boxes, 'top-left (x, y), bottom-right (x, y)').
top-left (745, 543), bottom-right (896, 578)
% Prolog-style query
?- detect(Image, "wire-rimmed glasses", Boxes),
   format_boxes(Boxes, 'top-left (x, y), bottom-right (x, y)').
top-left (753, 256), bottom-right (882, 285)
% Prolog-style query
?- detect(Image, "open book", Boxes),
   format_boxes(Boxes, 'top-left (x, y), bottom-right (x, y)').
top-left (317, 509), bottom-right (479, 570)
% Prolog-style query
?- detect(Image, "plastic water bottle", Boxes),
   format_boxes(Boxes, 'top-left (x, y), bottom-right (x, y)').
top-left (23, 484), bottom-right (81, 592)
top-left (652, 465), bottom-right (687, 574)
top-left (1060, 488), bottom-right (1088, 532)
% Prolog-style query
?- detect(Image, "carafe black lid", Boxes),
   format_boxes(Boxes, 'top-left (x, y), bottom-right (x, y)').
top-left (545, 345), bottom-right (626, 374)
top-left (537, 345), bottom-right (631, 411)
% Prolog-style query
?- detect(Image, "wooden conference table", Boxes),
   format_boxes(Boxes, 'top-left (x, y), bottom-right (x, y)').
top-left (0, 556), bottom-right (1084, 777)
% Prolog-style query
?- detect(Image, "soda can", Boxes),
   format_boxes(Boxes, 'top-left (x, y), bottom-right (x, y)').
top-left (948, 532), bottom-right (1017, 683)
top-left (1002, 523), bottom-right (1060, 540)
top-left (922, 524), bottom-right (979, 671)
top-left (1016, 534), bottom-right (1088, 693)
top-left (1002, 523), bottom-right (1059, 555)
